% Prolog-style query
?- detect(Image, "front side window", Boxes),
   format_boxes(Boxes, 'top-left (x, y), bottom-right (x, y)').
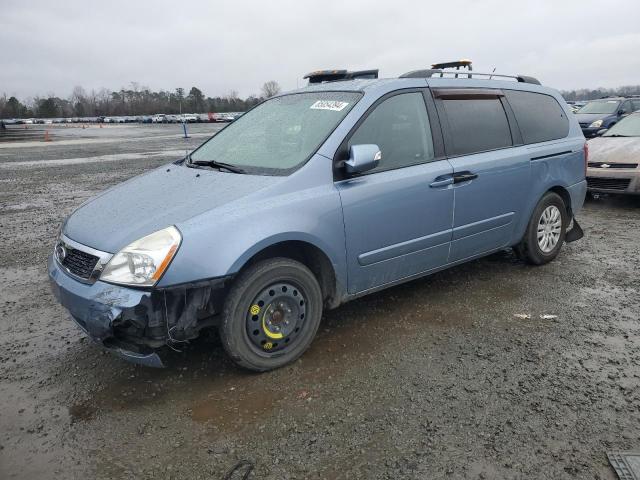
top-left (190, 92), bottom-right (361, 175)
top-left (504, 90), bottom-right (569, 144)
top-left (442, 97), bottom-right (512, 155)
top-left (620, 101), bottom-right (633, 114)
top-left (347, 92), bottom-right (434, 173)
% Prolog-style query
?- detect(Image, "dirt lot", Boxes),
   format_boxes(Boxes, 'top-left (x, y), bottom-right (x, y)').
top-left (0, 124), bottom-right (638, 479)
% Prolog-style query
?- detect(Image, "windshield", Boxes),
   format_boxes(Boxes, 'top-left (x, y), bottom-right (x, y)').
top-left (190, 91), bottom-right (362, 175)
top-left (576, 100), bottom-right (620, 115)
top-left (603, 113), bottom-right (640, 137)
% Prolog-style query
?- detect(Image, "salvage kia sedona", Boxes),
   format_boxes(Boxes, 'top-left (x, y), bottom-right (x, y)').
top-left (49, 65), bottom-right (587, 371)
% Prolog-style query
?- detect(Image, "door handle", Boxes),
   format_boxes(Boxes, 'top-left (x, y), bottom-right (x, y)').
top-left (429, 176), bottom-right (454, 188)
top-left (453, 171), bottom-right (478, 184)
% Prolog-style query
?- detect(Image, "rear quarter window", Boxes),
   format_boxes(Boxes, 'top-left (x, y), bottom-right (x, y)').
top-left (504, 90), bottom-right (569, 144)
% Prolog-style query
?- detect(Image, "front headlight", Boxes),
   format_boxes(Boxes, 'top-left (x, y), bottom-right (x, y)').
top-left (100, 226), bottom-right (181, 287)
top-left (589, 119), bottom-right (603, 128)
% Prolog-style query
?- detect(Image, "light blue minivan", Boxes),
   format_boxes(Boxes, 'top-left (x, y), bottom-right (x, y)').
top-left (49, 65), bottom-right (587, 370)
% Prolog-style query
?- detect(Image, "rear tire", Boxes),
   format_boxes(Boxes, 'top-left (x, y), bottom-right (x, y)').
top-left (220, 258), bottom-right (323, 372)
top-left (516, 192), bottom-right (568, 265)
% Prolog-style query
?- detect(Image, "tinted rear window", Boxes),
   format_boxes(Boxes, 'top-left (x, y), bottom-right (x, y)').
top-left (442, 98), bottom-right (512, 155)
top-left (505, 90), bottom-right (569, 144)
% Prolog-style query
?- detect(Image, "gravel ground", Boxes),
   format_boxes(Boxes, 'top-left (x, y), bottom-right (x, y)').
top-left (0, 124), bottom-right (638, 479)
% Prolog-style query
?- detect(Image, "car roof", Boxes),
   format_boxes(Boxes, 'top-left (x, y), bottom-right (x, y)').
top-left (286, 76), bottom-right (561, 98)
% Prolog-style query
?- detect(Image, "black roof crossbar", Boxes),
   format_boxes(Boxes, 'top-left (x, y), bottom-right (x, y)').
top-left (399, 69), bottom-right (541, 85)
top-left (304, 69), bottom-right (379, 84)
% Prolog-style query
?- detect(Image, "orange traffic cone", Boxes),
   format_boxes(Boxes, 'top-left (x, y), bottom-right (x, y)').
top-left (44, 130), bottom-right (51, 142)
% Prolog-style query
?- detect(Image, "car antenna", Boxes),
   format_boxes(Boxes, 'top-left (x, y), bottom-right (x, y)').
top-left (489, 67), bottom-right (496, 79)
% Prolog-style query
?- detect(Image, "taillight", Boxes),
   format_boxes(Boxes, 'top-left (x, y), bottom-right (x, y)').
top-left (583, 141), bottom-right (589, 177)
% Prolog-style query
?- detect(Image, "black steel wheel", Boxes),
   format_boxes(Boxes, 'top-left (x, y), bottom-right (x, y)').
top-left (246, 282), bottom-right (307, 353)
top-left (220, 258), bottom-right (323, 371)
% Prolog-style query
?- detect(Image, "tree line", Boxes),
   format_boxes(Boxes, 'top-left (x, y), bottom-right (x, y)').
top-left (559, 85), bottom-right (640, 101)
top-left (3, 81), bottom-right (640, 119)
top-left (0, 81), bottom-right (282, 119)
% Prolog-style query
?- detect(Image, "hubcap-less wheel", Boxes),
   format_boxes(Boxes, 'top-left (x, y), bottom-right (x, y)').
top-left (246, 282), bottom-right (306, 353)
top-left (537, 205), bottom-right (562, 253)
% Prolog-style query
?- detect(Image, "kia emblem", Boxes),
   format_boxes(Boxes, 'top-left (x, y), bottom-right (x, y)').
top-left (55, 243), bottom-right (67, 261)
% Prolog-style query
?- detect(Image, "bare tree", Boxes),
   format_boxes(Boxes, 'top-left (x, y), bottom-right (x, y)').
top-left (225, 90), bottom-right (239, 101)
top-left (261, 81), bottom-right (281, 99)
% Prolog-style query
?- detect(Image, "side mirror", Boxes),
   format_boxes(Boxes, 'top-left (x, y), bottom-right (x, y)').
top-left (596, 128), bottom-right (608, 136)
top-left (618, 110), bottom-right (625, 116)
top-left (344, 144), bottom-right (381, 174)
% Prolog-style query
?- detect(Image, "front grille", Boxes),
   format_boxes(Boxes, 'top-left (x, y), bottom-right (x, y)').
top-left (588, 162), bottom-right (638, 169)
top-left (579, 123), bottom-right (590, 128)
top-left (586, 177), bottom-right (631, 191)
top-left (61, 248), bottom-right (99, 279)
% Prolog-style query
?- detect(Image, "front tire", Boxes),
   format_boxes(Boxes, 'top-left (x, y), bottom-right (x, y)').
top-left (516, 192), bottom-right (568, 265)
top-left (220, 258), bottom-right (323, 372)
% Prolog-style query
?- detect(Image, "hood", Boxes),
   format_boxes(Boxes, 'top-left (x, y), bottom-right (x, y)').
top-left (64, 164), bottom-right (282, 253)
top-left (575, 113), bottom-right (614, 124)
top-left (588, 136), bottom-right (640, 164)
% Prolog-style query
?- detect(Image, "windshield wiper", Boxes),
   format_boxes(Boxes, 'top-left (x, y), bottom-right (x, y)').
top-left (604, 134), bottom-right (630, 137)
top-left (186, 154), bottom-right (246, 174)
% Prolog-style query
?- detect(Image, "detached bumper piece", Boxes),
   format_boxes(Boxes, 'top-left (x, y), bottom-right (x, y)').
top-left (48, 255), bottom-right (228, 367)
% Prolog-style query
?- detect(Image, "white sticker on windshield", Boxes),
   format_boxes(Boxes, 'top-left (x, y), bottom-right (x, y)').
top-left (310, 100), bottom-right (349, 111)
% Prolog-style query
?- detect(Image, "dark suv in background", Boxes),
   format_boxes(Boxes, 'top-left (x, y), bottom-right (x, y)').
top-left (575, 97), bottom-right (640, 137)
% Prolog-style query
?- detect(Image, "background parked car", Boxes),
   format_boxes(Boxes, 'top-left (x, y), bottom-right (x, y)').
top-left (586, 112), bottom-right (640, 195)
top-left (575, 97), bottom-right (640, 137)
top-left (181, 114), bottom-right (199, 123)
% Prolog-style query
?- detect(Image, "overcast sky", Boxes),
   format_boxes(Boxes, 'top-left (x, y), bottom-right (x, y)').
top-left (2, 0), bottom-right (639, 100)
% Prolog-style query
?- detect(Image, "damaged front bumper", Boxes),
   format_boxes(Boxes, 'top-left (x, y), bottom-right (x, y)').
top-left (48, 254), bottom-right (227, 367)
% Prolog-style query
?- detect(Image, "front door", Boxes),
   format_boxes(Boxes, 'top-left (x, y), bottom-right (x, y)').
top-left (335, 91), bottom-right (454, 294)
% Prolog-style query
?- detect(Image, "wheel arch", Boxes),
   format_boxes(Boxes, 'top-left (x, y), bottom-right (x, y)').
top-left (514, 184), bottom-right (574, 248)
top-left (548, 185), bottom-right (573, 217)
top-left (230, 237), bottom-right (342, 309)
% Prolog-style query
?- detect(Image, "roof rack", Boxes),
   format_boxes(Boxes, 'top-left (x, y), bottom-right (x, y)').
top-left (431, 59), bottom-right (473, 70)
top-left (400, 69), bottom-right (541, 85)
top-left (304, 69), bottom-right (379, 84)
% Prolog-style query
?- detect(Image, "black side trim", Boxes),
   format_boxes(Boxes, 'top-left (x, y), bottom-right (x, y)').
top-left (531, 150), bottom-right (572, 161)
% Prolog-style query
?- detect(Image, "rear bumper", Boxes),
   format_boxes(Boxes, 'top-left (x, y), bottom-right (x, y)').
top-left (586, 169), bottom-right (640, 195)
top-left (48, 254), bottom-right (228, 367)
top-left (567, 179), bottom-right (588, 213)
